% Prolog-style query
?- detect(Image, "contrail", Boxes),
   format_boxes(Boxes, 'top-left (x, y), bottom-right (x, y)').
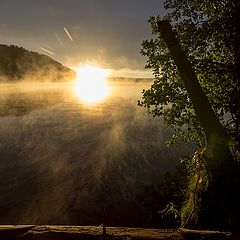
top-left (40, 47), bottom-right (55, 56)
top-left (64, 27), bottom-right (74, 42)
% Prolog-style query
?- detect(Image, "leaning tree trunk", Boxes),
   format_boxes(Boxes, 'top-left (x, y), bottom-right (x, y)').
top-left (157, 20), bottom-right (240, 230)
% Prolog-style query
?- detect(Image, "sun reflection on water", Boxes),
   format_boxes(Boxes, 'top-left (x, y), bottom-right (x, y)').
top-left (73, 65), bottom-right (110, 104)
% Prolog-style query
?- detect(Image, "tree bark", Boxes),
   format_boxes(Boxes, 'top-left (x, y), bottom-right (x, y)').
top-left (157, 20), bottom-right (240, 230)
top-left (156, 20), bottom-right (233, 168)
top-left (157, 21), bottom-right (226, 142)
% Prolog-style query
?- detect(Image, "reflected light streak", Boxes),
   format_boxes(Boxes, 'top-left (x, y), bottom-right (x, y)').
top-left (40, 47), bottom-right (55, 55)
top-left (73, 65), bottom-right (110, 104)
top-left (64, 27), bottom-right (74, 42)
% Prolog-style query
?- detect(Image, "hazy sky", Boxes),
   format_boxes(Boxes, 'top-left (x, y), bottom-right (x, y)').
top-left (0, 0), bottom-right (166, 77)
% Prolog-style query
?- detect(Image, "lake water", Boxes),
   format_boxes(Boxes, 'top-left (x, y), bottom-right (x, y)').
top-left (0, 80), bottom-right (189, 226)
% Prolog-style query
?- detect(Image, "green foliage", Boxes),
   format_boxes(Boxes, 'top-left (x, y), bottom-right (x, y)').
top-left (139, 0), bottom-right (240, 228)
top-left (180, 149), bottom-right (209, 227)
top-left (139, 0), bottom-right (240, 149)
top-left (0, 44), bottom-right (75, 82)
top-left (139, 162), bottom-right (188, 228)
top-left (159, 202), bottom-right (179, 220)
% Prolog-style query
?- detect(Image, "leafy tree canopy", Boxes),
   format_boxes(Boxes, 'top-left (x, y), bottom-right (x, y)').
top-left (139, 0), bottom-right (240, 229)
top-left (139, 0), bottom-right (240, 152)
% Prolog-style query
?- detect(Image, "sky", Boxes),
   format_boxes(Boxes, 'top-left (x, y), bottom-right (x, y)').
top-left (0, 0), bottom-right (166, 77)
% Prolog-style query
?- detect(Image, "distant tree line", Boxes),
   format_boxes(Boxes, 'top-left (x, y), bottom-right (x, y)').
top-left (0, 44), bottom-right (76, 82)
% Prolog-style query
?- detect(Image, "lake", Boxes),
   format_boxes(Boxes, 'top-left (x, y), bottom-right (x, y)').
top-left (0, 80), bottom-right (189, 226)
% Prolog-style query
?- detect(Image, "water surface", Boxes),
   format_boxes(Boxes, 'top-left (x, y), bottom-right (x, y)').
top-left (0, 80), bottom-right (189, 225)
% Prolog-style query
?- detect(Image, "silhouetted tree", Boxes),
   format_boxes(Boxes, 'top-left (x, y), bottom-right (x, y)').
top-left (139, 0), bottom-right (240, 230)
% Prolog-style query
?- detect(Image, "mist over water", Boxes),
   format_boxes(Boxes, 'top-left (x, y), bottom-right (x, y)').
top-left (0, 81), bottom-right (190, 226)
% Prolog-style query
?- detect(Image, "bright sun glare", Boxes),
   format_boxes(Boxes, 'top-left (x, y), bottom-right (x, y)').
top-left (74, 65), bottom-right (110, 104)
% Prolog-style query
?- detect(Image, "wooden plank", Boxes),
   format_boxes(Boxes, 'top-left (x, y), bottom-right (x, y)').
top-left (178, 228), bottom-right (232, 238)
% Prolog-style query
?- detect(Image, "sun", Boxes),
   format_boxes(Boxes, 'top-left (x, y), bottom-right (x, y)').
top-left (73, 65), bottom-right (110, 104)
